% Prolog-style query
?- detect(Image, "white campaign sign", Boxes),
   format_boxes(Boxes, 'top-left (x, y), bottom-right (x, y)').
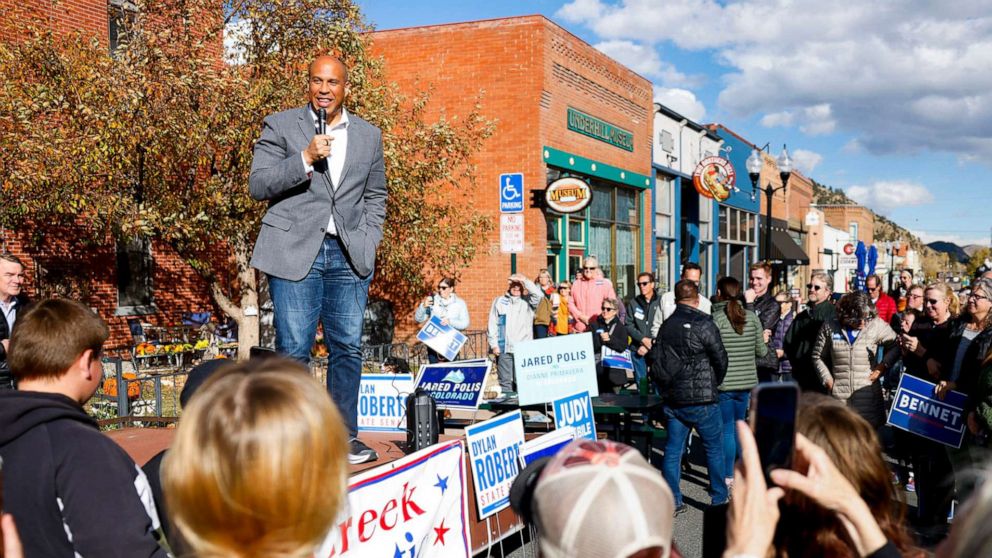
top-left (500, 214), bottom-right (524, 253)
top-left (357, 374), bottom-right (414, 432)
top-left (513, 334), bottom-right (598, 406)
top-left (316, 440), bottom-right (471, 557)
top-left (464, 410), bottom-right (526, 519)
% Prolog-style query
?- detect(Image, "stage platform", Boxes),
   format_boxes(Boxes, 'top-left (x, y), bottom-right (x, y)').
top-left (107, 428), bottom-right (523, 555)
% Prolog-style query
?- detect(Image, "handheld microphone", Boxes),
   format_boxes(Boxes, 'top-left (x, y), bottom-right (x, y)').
top-left (317, 108), bottom-right (327, 135)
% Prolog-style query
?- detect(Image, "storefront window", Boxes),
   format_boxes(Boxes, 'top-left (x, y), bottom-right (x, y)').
top-left (655, 175), bottom-right (675, 239)
top-left (718, 205), bottom-right (758, 281)
top-left (656, 240), bottom-right (672, 292)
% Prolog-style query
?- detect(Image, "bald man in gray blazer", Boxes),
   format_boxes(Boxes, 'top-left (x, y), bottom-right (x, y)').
top-left (249, 56), bottom-right (386, 464)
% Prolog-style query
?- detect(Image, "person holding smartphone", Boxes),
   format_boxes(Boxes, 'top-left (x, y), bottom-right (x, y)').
top-left (414, 277), bottom-right (470, 363)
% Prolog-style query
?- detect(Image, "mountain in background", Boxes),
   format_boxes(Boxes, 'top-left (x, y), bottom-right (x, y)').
top-left (927, 241), bottom-right (970, 264)
top-left (810, 180), bottom-right (926, 251)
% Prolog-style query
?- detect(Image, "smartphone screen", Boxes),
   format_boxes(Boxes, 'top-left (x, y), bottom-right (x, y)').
top-left (750, 383), bottom-right (799, 484)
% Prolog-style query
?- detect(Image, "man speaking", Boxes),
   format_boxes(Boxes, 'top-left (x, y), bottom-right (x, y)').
top-left (249, 55), bottom-right (387, 464)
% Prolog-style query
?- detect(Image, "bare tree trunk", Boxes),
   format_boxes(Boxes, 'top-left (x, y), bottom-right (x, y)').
top-left (208, 244), bottom-right (260, 361)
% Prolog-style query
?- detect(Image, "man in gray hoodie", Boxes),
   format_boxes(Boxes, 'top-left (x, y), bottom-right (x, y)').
top-left (488, 273), bottom-right (542, 395)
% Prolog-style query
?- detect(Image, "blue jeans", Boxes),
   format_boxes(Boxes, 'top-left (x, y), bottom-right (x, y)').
top-left (662, 403), bottom-right (728, 506)
top-left (630, 343), bottom-right (647, 383)
top-left (268, 236), bottom-right (371, 438)
top-left (719, 390), bottom-right (751, 477)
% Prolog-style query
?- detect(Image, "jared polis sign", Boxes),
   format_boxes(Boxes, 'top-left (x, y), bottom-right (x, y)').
top-left (566, 108), bottom-right (634, 152)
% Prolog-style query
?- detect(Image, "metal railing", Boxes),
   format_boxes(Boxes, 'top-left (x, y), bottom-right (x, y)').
top-left (93, 336), bottom-right (492, 428)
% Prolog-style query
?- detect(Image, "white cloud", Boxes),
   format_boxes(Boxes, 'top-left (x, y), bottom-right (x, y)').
top-left (654, 86), bottom-right (706, 121)
top-left (593, 40), bottom-right (702, 87)
top-left (790, 149), bottom-right (823, 174)
top-left (556, 0), bottom-right (992, 161)
top-left (845, 181), bottom-right (935, 214)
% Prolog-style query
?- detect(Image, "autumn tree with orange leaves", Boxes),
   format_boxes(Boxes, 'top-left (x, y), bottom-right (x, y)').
top-left (0, 0), bottom-right (493, 358)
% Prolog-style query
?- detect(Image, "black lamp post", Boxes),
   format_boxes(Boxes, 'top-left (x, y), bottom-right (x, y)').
top-left (747, 145), bottom-right (793, 263)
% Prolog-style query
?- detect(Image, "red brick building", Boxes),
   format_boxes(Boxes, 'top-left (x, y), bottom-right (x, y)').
top-left (1, 0), bottom-right (223, 350)
top-left (372, 16), bottom-right (654, 335)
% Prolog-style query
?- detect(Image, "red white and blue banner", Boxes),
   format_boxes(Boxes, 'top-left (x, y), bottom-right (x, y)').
top-left (417, 316), bottom-right (468, 361)
top-left (317, 440), bottom-right (471, 557)
top-left (465, 410), bottom-right (526, 519)
top-left (358, 374), bottom-right (415, 433)
top-left (887, 374), bottom-right (967, 448)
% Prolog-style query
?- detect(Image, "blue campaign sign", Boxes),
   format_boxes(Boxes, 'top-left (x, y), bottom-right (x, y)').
top-left (887, 374), bottom-right (967, 448)
top-left (553, 391), bottom-right (597, 441)
top-left (519, 428), bottom-right (576, 468)
top-left (499, 173), bottom-right (524, 213)
top-left (465, 410), bottom-right (526, 519)
top-left (415, 315), bottom-right (468, 361)
top-left (357, 374), bottom-right (414, 432)
top-left (601, 346), bottom-right (634, 371)
top-left (415, 359), bottom-right (490, 410)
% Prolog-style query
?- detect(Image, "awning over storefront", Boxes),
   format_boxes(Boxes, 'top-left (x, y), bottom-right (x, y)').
top-left (769, 229), bottom-right (810, 265)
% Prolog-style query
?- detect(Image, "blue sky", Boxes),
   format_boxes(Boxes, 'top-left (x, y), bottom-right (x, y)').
top-left (357, 0), bottom-right (992, 248)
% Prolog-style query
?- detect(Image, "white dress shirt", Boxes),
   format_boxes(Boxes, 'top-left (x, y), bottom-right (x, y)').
top-left (301, 107), bottom-right (350, 236)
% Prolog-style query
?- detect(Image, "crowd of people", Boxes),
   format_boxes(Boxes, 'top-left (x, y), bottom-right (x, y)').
top-left (4, 249), bottom-right (992, 557)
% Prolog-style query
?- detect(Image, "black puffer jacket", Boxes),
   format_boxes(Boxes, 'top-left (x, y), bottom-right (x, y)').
top-left (651, 304), bottom-right (728, 407)
top-left (0, 293), bottom-right (30, 389)
top-left (938, 316), bottom-right (992, 397)
top-left (748, 291), bottom-right (780, 371)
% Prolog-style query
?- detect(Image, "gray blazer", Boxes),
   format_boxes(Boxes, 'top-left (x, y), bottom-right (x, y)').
top-left (249, 106), bottom-right (387, 280)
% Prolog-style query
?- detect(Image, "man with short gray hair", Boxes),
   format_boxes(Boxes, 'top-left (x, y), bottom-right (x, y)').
top-left (784, 271), bottom-right (835, 392)
top-left (0, 252), bottom-right (29, 390)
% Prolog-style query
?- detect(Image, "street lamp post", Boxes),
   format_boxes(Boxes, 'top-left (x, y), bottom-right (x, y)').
top-left (747, 145), bottom-right (793, 263)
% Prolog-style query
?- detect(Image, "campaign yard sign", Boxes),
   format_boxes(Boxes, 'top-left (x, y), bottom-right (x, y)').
top-left (887, 374), bottom-right (968, 448)
top-left (358, 374), bottom-right (414, 432)
top-left (416, 316), bottom-right (468, 361)
top-left (415, 360), bottom-right (490, 410)
top-left (553, 391), bottom-right (597, 441)
top-left (513, 334), bottom-right (597, 406)
top-left (316, 439), bottom-right (471, 558)
top-left (518, 428), bottom-right (577, 468)
top-left (465, 410), bottom-right (526, 519)
top-left (601, 346), bottom-right (634, 371)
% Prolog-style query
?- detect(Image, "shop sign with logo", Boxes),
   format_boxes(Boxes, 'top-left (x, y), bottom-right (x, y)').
top-left (566, 108), bottom-right (634, 152)
top-left (545, 177), bottom-right (592, 214)
top-left (692, 156), bottom-right (736, 202)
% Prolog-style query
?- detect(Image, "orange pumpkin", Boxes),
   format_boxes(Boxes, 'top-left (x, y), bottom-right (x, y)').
top-left (102, 372), bottom-right (141, 399)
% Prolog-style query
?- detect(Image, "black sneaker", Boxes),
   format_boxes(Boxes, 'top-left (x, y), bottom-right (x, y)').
top-left (349, 438), bottom-right (378, 464)
top-left (673, 504), bottom-right (688, 517)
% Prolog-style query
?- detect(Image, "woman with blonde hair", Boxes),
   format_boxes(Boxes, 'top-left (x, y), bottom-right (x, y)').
top-left (162, 358), bottom-right (349, 558)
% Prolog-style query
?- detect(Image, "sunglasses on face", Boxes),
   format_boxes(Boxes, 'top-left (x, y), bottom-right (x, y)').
top-left (970, 293), bottom-right (990, 302)
top-left (637, 281), bottom-right (652, 286)
top-left (868, 286), bottom-right (880, 292)
top-left (601, 306), bottom-right (615, 312)
top-left (438, 285), bottom-right (451, 290)
top-left (807, 284), bottom-right (823, 291)
top-left (924, 298), bottom-right (941, 305)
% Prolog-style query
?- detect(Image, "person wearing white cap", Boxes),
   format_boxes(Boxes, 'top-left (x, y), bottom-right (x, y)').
top-left (510, 438), bottom-right (676, 558)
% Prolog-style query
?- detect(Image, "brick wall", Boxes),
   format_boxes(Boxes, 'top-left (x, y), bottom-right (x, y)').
top-left (821, 205), bottom-right (875, 245)
top-left (371, 16), bottom-right (653, 341)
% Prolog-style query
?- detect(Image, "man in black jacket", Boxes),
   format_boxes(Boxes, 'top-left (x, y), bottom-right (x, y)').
top-left (0, 299), bottom-right (168, 557)
top-left (784, 271), bottom-right (836, 393)
top-left (0, 252), bottom-right (29, 390)
top-left (652, 280), bottom-right (730, 514)
top-left (745, 261), bottom-right (780, 383)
